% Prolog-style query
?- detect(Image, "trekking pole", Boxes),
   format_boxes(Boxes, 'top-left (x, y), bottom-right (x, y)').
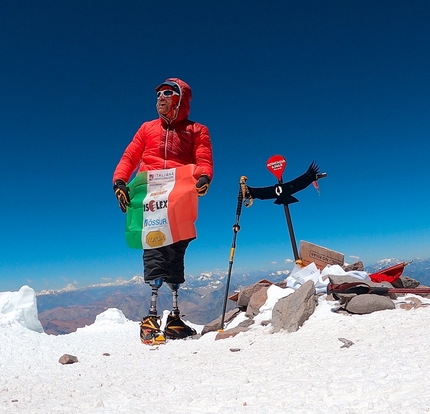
top-left (266, 155), bottom-right (300, 262)
top-left (219, 176), bottom-right (247, 331)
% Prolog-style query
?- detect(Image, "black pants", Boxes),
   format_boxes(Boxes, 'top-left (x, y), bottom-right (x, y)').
top-left (143, 239), bottom-right (192, 284)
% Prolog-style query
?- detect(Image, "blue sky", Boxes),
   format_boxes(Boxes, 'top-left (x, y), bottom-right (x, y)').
top-left (1, 1), bottom-right (429, 292)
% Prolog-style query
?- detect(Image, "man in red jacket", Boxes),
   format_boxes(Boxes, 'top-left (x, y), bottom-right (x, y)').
top-left (113, 78), bottom-right (213, 344)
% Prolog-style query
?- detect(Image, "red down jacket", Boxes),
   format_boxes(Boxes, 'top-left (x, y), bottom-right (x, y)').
top-left (113, 78), bottom-right (213, 184)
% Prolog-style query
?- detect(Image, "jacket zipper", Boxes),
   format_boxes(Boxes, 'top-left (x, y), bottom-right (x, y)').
top-left (164, 125), bottom-right (169, 169)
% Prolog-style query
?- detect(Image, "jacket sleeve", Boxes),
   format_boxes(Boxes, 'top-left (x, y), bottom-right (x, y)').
top-left (193, 123), bottom-right (214, 180)
top-left (112, 125), bottom-right (146, 184)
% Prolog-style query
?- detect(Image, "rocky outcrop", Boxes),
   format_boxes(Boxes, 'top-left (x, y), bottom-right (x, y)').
top-left (271, 280), bottom-right (316, 333)
top-left (203, 273), bottom-right (427, 341)
top-left (205, 279), bottom-right (317, 339)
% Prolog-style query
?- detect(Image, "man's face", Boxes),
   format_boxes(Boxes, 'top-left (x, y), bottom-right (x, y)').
top-left (156, 87), bottom-right (176, 116)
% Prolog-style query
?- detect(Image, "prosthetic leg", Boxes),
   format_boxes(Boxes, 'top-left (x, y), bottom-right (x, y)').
top-left (149, 279), bottom-right (162, 315)
top-left (139, 278), bottom-right (166, 345)
top-left (168, 283), bottom-right (180, 316)
top-left (164, 283), bottom-right (197, 339)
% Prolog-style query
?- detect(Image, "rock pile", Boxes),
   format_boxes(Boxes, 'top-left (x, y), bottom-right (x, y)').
top-left (203, 272), bottom-right (429, 340)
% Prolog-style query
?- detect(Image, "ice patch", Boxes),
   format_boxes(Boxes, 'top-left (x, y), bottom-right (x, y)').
top-left (0, 285), bottom-right (44, 332)
top-left (93, 308), bottom-right (128, 325)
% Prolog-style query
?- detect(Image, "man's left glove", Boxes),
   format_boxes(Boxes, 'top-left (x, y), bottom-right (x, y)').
top-left (196, 175), bottom-right (211, 197)
top-left (113, 179), bottom-right (130, 213)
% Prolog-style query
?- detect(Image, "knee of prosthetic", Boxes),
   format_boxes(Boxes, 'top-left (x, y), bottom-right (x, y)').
top-left (148, 278), bottom-right (163, 289)
top-left (167, 283), bottom-right (180, 292)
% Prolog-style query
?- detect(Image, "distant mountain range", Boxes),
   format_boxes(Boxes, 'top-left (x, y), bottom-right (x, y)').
top-left (36, 258), bottom-right (430, 335)
top-left (365, 258), bottom-right (430, 284)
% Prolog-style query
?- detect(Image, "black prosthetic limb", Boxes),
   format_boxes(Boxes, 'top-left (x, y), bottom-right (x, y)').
top-left (149, 286), bottom-right (158, 316)
top-left (167, 283), bottom-right (180, 316)
top-left (148, 278), bottom-right (163, 316)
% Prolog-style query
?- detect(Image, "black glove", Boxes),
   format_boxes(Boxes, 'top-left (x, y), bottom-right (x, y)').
top-left (196, 175), bottom-right (211, 197)
top-left (113, 179), bottom-right (130, 213)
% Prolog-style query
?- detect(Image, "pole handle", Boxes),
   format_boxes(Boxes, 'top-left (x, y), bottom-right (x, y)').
top-left (240, 175), bottom-right (253, 207)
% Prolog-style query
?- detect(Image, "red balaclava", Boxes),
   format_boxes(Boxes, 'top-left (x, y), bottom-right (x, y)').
top-left (158, 85), bottom-right (180, 121)
top-left (155, 79), bottom-right (192, 125)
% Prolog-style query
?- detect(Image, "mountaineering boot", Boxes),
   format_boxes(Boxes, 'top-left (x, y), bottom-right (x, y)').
top-left (140, 315), bottom-right (166, 345)
top-left (164, 312), bottom-right (197, 340)
top-left (139, 277), bottom-right (166, 344)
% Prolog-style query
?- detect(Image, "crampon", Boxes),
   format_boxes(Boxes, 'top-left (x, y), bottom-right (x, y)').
top-left (164, 313), bottom-right (197, 340)
top-left (140, 315), bottom-right (166, 345)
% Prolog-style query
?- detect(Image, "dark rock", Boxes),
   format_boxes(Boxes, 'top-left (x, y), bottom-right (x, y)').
top-left (59, 354), bottom-right (78, 365)
top-left (392, 276), bottom-right (421, 289)
top-left (342, 261), bottom-right (364, 272)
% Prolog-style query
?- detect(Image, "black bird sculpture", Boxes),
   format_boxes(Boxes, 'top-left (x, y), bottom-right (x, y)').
top-left (246, 161), bottom-right (324, 205)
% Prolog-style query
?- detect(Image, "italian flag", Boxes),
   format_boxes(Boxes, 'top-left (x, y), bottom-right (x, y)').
top-left (125, 165), bottom-right (201, 249)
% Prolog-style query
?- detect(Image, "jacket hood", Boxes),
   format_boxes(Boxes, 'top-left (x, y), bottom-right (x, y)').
top-left (156, 78), bottom-right (192, 125)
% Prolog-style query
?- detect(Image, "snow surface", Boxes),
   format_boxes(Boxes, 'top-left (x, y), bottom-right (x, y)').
top-left (2, 285), bottom-right (430, 413)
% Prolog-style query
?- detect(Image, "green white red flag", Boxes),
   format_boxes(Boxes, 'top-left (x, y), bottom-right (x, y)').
top-left (125, 165), bottom-right (201, 249)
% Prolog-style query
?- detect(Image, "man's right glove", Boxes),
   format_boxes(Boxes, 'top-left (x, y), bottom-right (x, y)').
top-left (113, 179), bottom-right (130, 213)
top-left (196, 175), bottom-right (211, 197)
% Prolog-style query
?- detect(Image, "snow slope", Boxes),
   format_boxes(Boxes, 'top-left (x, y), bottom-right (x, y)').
top-left (2, 285), bottom-right (430, 413)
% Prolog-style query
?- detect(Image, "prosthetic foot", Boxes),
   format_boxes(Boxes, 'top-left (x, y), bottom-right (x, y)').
top-left (140, 278), bottom-right (166, 345)
top-left (164, 283), bottom-right (196, 339)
